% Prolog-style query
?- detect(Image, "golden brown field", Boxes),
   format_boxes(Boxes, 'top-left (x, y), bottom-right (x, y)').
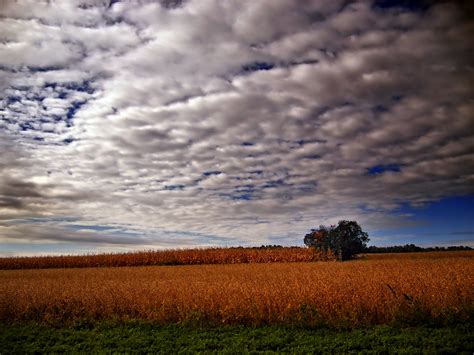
top-left (0, 247), bottom-right (326, 270)
top-left (364, 251), bottom-right (474, 260)
top-left (1, 251), bottom-right (472, 327)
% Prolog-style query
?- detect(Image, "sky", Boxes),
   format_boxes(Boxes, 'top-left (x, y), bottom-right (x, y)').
top-left (0, 0), bottom-right (473, 256)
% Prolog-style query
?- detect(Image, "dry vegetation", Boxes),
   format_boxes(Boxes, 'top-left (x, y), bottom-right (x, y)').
top-left (0, 247), bottom-right (468, 270)
top-left (0, 247), bottom-right (328, 270)
top-left (1, 252), bottom-right (473, 327)
top-left (364, 251), bottom-right (474, 260)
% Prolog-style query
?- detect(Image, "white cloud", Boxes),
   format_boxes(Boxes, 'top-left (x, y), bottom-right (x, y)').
top-left (0, 0), bottom-right (473, 254)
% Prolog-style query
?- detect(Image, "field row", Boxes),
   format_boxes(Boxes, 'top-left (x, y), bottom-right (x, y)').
top-left (0, 247), bottom-right (329, 269)
top-left (1, 256), bottom-right (472, 327)
top-left (2, 247), bottom-right (471, 270)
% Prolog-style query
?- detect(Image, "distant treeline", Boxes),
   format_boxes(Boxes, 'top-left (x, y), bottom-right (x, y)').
top-left (364, 244), bottom-right (472, 253)
top-left (256, 244), bottom-right (473, 253)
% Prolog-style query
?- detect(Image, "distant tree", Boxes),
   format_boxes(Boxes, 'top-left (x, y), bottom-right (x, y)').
top-left (304, 220), bottom-right (369, 261)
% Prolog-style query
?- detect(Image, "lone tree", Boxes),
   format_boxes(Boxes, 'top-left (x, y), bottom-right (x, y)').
top-left (304, 220), bottom-right (369, 261)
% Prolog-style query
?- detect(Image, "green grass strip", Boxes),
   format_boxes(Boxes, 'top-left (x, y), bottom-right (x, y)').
top-left (1, 322), bottom-right (473, 354)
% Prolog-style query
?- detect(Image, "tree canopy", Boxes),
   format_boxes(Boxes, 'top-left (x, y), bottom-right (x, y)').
top-left (304, 220), bottom-right (369, 261)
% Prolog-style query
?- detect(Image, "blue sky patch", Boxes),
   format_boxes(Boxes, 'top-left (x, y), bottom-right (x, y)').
top-left (371, 195), bottom-right (474, 246)
top-left (241, 62), bottom-right (275, 73)
top-left (62, 138), bottom-right (75, 145)
top-left (203, 171), bottom-right (222, 176)
top-left (367, 164), bottom-right (401, 175)
top-left (372, 0), bottom-right (432, 12)
top-left (164, 184), bottom-right (186, 190)
top-left (262, 179), bottom-right (286, 189)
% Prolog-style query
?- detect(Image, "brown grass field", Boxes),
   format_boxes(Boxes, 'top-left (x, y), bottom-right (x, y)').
top-left (1, 251), bottom-right (472, 327)
top-left (0, 246), bottom-right (469, 270)
top-left (0, 247), bottom-right (327, 270)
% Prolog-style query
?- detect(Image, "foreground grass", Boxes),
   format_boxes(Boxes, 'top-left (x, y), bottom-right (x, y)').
top-left (1, 322), bottom-right (473, 353)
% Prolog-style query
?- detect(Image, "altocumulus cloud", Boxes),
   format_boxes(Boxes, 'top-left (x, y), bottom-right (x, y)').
top-left (0, 0), bottom-right (473, 254)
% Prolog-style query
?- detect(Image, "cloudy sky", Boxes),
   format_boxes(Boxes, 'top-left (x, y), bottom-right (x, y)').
top-left (0, 0), bottom-right (473, 256)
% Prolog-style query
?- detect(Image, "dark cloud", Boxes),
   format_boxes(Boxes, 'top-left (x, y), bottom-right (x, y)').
top-left (0, 223), bottom-right (149, 246)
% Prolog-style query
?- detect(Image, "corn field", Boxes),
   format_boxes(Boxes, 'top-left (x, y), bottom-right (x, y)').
top-left (2, 247), bottom-right (467, 271)
top-left (1, 252), bottom-right (472, 327)
top-left (0, 247), bottom-right (328, 270)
